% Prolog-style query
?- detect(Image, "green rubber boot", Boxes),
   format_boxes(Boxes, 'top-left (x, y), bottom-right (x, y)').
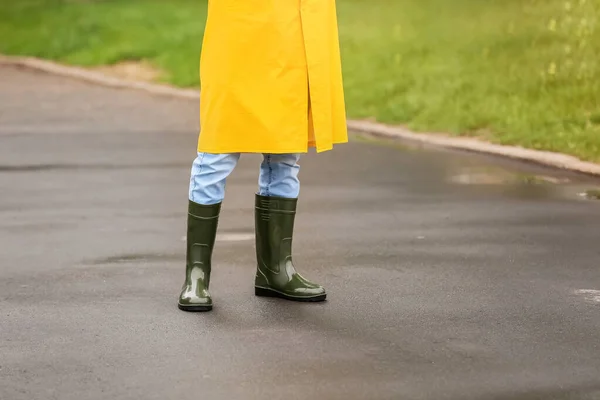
top-left (177, 200), bottom-right (221, 312)
top-left (254, 194), bottom-right (326, 302)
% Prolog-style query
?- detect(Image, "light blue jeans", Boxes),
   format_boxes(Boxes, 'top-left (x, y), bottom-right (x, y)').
top-left (189, 153), bottom-right (301, 205)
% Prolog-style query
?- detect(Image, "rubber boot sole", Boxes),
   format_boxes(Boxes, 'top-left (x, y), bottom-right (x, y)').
top-left (255, 286), bottom-right (326, 302)
top-left (177, 303), bottom-right (213, 312)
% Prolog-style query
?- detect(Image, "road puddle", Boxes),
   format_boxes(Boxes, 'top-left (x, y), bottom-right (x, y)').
top-left (448, 165), bottom-right (569, 186)
top-left (91, 253), bottom-right (181, 265)
top-left (448, 166), bottom-right (600, 201)
top-left (582, 189), bottom-right (600, 200)
top-left (352, 132), bottom-right (600, 202)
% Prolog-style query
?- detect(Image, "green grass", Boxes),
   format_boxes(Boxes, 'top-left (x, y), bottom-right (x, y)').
top-left (2, 0), bottom-right (600, 161)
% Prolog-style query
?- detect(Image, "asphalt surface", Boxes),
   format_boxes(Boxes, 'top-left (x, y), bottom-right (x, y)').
top-left (1, 65), bottom-right (600, 400)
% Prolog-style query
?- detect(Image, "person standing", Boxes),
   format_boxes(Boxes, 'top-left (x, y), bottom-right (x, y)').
top-left (178, 0), bottom-right (348, 311)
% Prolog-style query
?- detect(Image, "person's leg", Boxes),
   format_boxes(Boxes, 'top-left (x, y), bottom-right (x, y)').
top-left (258, 153), bottom-right (301, 198)
top-left (178, 152), bottom-right (240, 312)
top-left (254, 153), bottom-right (326, 302)
top-left (190, 152), bottom-right (241, 205)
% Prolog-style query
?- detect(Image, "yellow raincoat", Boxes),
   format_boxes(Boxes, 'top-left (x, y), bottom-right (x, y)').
top-left (198, 0), bottom-right (348, 154)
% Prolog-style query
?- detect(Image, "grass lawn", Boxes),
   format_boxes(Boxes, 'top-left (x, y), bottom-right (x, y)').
top-left (2, 0), bottom-right (599, 161)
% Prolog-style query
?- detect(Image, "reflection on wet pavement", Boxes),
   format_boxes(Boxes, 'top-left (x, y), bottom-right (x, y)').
top-left (90, 253), bottom-right (182, 265)
top-left (583, 189), bottom-right (600, 200)
top-left (448, 167), bottom-right (600, 202)
top-left (352, 133), bottom-right (600, 203)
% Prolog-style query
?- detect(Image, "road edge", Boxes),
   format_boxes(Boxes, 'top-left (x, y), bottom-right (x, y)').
top-left (2, 55), bottom-right (600, 177)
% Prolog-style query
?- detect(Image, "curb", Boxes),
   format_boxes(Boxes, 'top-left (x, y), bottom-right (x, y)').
top-left (347, 120), bottom-right (600, 177)
top-left (0, 55), bottom-right (199, 100)
top-left (2, 55), bottom-right (600, 177)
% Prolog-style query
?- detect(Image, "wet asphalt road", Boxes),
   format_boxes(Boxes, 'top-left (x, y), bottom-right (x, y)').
top-left (1, 65), bottom-right (600, 400)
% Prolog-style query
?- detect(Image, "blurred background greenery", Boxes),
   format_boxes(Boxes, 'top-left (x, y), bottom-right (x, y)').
top-left (1, 0), bottom-right (599, 161)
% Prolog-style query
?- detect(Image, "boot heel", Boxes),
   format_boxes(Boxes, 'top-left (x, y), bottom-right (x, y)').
top-left (255, 287), bottom-right (275, 297)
